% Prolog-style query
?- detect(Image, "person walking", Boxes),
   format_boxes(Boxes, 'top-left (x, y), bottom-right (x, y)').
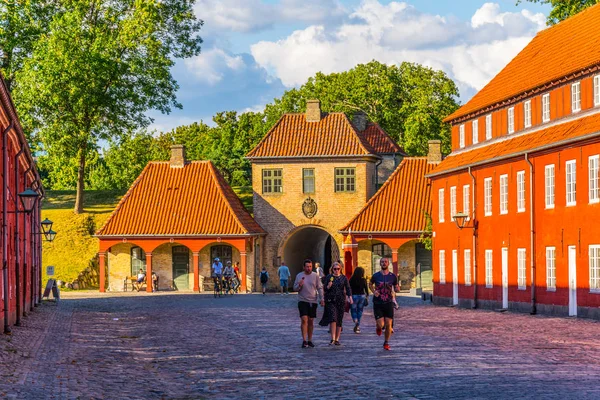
top-left (314, 262), bottom-right (325, 280)
top-left (293, 259), bottom-right (324, 348)
top-left (369, 258), bottom-right (400, 351)
top-left (278, 262), bottom-right (291, 295)
top-left (259, 267), bottom-right (269, 295)
top-left (349, 266), bottom-right (369, 333)
top-left (319, 262), bottom-right (352, 346)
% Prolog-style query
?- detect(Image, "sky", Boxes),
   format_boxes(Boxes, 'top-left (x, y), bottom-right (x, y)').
top-left (147, 0), bottom-right (551, 132)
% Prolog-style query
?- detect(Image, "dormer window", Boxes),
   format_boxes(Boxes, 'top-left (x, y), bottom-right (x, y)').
top-left (595, 75), bottom-right (600, 106)
top-left (472, 120), bottom-right (478, 145)
top-left (572, 82), bottom-right (581, 113)
top-left (459, 124), bottom-right (465, 148)
top-left (485, 114), bottom-right (492, 140)
top-left (542, 93), bottom-right (550, 122)
top-left (524, 100), bottom-right (531, 128)
top-left (508, 107), bottom-right (514, 134)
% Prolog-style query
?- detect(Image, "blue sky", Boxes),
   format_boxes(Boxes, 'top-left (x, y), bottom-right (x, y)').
top-left (148, 0), bottom-right (551, 132)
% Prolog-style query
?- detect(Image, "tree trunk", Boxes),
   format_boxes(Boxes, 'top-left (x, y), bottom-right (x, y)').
top-left (74, 144), bottom-right (86, 214)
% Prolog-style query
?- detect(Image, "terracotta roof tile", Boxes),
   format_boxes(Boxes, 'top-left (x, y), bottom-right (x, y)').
top-left (341, 158), bottom-right (437, 233)
top-left (430, 111), bottom-right (600, 176)
top-left (247, 113), bottom-right (380, 158)
top-left (360, 123), bottom-right (405, 155)
top-left (446, 4), bottom-right (600, 122)
top-left (96, 161), bottom-right (265, 236)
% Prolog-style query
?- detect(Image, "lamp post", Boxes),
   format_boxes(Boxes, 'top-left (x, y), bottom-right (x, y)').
top-left (452, 212), bottom-right (471, 230)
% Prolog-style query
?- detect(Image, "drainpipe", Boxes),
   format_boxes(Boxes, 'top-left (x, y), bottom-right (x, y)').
top-left (22, 166), bottom-right (31, 316)
top-left (468, 166), bottom-right (477, 309)
top-left (13, 141), bottom-right (24, 326)
top-left (525, 153), bottom-right (536, 314)
top-left (2, 120), bottom-right (14, 334)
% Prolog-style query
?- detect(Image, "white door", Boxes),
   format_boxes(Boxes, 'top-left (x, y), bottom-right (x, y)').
top-left (568, 246), bottom-right (577, 317)
top-left (502, 247), bottom-right (508, 309)
top-left (452, 250), bottom-right (458, 305)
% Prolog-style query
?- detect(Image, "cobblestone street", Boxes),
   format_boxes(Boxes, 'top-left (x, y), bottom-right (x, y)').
top-left (1, 292), bottom-right (600, 399)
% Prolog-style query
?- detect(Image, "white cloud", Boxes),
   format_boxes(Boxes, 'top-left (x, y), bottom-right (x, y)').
top-left (250, 1), bottom-right (547, 99)
top-left (184, 48), bottom-right (245, 85)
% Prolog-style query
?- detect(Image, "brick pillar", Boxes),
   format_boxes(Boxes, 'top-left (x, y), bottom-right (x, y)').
top-left (240, 252), bottom-right (247, 292)
top-left (193, 252), bottom-right (199, 292)
top-left (99, 252), bottom-right (106, 293)
top-left (392, 249), bottom-right (399, 275)
top-left (146, 253), bottom-right (153, 293)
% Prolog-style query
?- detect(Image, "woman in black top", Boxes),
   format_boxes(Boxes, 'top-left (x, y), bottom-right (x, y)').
top-left (349, 267), bottom-right (369, 333)
top-left (319, 262), bottom-right (352, 345)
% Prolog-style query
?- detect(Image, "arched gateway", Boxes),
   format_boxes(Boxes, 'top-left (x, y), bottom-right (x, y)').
top-left (279, 226), bottom-right (340, 277)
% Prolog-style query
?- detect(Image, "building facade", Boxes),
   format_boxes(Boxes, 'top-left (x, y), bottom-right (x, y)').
top-left (96, 146), bottom-right (265, 292)
top-left (0, 75), bottom-right (44, 333)
top-left (247, 100), bottom-right (404, 282)
top-left (429, 5), bottom-right (600, 318)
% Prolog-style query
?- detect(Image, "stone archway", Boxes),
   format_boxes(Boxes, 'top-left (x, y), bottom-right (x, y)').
top-left (280, 226), bottom-right (340, 278)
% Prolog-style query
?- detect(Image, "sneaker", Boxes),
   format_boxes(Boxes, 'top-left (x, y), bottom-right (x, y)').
top-left (376, 326), bottom-right (382, 336)
top-left (329, 340), bottom-right (334, 346)
top-left (307, 341), bottom-right (315, 348)
top-left (353, 324), bottom-right (358, 333)
top-left (334, 340), bottom-right (341, 346)
top-left (356, 326), bottom-right (361, 334)
top-left (383, 342), bottom-right (390, 351)
top-left (302, 341), bottom-right (308, 348)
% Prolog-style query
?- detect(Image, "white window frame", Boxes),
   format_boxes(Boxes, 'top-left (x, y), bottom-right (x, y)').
top-left (542, 93), bottom-right (550, 122)
top-left (464, 249), bottom-right (471, 286)
top-left (545, 164), bottom-right (555, 209)
top-left (546, 247), bottom-right (556, 291)
top-left (589, 155), bottom-right (599, 204)
top-left (517, 248), bottom-right (526, 290)
top-left (459, 124), bottom-right (465, 148)
top-left (590, 245), bottom-right (600, 293)
top-left (524, 100), bottom-right (531, 128)
top-left (450, 186), bottom-right (457, 221)
top-left (517, 170), bottom-right (526, 212)
top-left (463, 184), bottom-right (470, 221)
top-left (485, 114), bottom-right (492, 140)
top-left (438, 188), bottom-right (445, 223)
top-left (484, 177), bottom-right (492, 216)
top-left (595, 75), bottom-right (600, 107)
top-left (485, 250), bottom-right (493, 288)
top-left (499, 174), bottom-right (508, 215)
top-left (439, 250), bottom-right (446, 284)
top-left (572, 81), bottom-right (581, 113)
top-left (472, 119), bottom-right (479, 145)
top-left (507, 107), bottom-right (514, 134)
top-left (566, 159), bottom-right (576, 206)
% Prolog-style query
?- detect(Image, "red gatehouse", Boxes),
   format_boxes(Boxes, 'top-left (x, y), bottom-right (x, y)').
top-left (428, 4), bottom-right (600, 318)
top-left (96, 145), bottom-right (265, 293)
top-left (0, 74), bottom-right (45, 334)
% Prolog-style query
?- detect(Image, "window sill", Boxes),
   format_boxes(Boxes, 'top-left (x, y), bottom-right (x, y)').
top-left (440, 281), bottom-right (446, 285)
top-left (465, 283), bottom-right (471, 287)
top-left (590, 289), bottom-right (600, 294)
top-left (546, 287), bottom-right (556, 292)
top-left (484, 213), bottom-right (492, 217)
top-left (566, 202), bottom-right (576, 207)
top-left (518, 286), bottom-right (526, 291)
top-left (590, 199), bottom-right (600, 205)
top-left (500, 211), bottom-right (508, 215)
top-left (545, 205), bottom-right (555, 210)
top-left (517, 209), bottom-right (526, 213)
top-left (485, 284), bottom-right (493, 289)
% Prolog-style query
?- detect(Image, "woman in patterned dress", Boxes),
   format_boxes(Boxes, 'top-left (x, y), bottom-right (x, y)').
top-left (319, 262), bottom-right (352, 345)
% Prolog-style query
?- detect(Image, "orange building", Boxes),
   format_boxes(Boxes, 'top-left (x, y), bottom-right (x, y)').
top-left (96, 146), bottom-right (265, 292)
top-left (428, 5), bottom-right (600, 318)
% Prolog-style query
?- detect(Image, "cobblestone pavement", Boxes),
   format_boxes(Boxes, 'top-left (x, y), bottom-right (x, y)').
top-left (2, 291), bottom-right (600, 399)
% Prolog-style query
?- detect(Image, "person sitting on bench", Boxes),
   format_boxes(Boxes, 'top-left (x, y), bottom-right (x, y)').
top-left (151, 272), bottom-right (159, 292)
top-left (136, 268), bottom-right (146, 291)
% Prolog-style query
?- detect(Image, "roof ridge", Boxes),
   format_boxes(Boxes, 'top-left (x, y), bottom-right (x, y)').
top-left (340, 158), bottom-right (412, 232)
top-left (96, 162), bottom-right (153, 235)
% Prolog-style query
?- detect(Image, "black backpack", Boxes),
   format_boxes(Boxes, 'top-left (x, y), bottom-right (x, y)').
top-left (260, 271), bottom-right (268, 283)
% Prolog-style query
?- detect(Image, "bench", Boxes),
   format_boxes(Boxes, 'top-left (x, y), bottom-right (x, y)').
top-left (123, 275), bottom-right (159, 292)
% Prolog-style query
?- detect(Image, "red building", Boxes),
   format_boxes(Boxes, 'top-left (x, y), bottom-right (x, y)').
top-left (0, 75), bottom-right (45, 333)
top-left (428, 4), bottom-right (600, 318)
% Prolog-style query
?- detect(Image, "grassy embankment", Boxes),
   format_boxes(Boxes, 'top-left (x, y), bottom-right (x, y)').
top-left (41, 187), bottom-right (253, 286)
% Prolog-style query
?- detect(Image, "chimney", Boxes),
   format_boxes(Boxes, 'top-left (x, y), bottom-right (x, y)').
top-left (352, 111), bottom-right (368, 132)
top-left (427, 140), bottom-right (442, 163)
top-left (170, 144), bottom-right (186, 168)
top-left (306, 99), bottom-right (321, 122)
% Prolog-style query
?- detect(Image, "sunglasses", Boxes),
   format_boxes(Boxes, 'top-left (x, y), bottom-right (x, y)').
top-left (333, 268), bottom-right (341, 270)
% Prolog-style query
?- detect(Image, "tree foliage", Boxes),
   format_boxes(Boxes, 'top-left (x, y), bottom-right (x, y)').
top-left (14, 0), bottom-right (202, 213)
top-left (517, 0), bottom-right (600, 25)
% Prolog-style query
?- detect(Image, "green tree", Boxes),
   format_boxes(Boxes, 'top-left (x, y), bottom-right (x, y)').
top-left (517, 0), bottom-right (600, 25)
top-left (14, 0), bottom-right (202, 213)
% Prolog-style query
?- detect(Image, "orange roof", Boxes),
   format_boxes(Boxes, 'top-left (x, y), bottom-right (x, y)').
top-left (341, 158), bottom-right (437, 233)
top-left (446, 3), bottom-right (600, 122)
top-left (247, 113), bottom-right (383, 158)
top-left (97, 161), bottom-right (265, 236)
top-left (430, 111), bottom-right (600, 177)
top-left (361, 123), bottom-right (405, 155)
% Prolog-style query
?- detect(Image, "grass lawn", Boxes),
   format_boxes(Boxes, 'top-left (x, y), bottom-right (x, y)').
top-left (42, 187), bottom-right (253, 286)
